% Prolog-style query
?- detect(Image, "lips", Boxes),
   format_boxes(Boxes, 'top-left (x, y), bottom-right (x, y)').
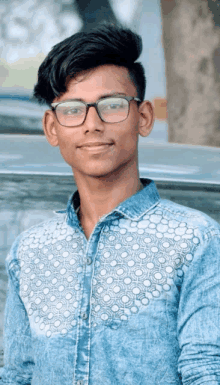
top-left (78, 141), bottom-right (113, 148)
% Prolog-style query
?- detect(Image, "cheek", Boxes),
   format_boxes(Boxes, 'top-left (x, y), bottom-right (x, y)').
top-left (56, 133), bottom-right (76, 163)
top-left (118, 121), bottom-right (139, 149)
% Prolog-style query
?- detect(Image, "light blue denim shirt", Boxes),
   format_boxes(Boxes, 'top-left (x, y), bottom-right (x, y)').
top-left (1, 179), bottom-right (220, 385)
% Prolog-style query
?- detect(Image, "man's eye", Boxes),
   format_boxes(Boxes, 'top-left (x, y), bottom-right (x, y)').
top-left (109, 104), bottom-right (121, 109)
top-left (63, 108), bottom-right (83, 115)
top-left (104, 103), bottom-right (123, 110)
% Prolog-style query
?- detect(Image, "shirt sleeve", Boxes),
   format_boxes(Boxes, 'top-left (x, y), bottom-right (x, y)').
top-left (177, 226), bottom-right (220, 385)
top-left (0, 241), bottom-right (34, 385)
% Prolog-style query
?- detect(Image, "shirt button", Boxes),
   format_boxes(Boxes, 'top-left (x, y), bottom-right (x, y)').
top-left (77, 381), bottom-right (83, 385)
top-left (81, 312), bottom-right (88, 320)
top-left (86, 257), bottom-right (92, 265)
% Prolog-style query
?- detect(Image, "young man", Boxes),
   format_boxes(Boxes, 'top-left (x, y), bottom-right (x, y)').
top-left (1, 23), bottom-right (220, 385)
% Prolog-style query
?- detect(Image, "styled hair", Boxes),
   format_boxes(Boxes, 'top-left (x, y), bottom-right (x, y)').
top-left (33, 22), bottom-right (146, 106)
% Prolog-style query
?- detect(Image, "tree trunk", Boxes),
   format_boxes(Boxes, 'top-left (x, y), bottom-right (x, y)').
top-left (161, 0), bottom-right (220, 146)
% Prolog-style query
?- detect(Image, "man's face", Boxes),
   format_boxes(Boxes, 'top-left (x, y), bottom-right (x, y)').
top-left (44, 65), bottom-right (153, 179)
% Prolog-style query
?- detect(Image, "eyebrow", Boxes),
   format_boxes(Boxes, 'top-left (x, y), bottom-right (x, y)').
top-left (98, 92), bottom-right (127, 100)
top-left (60, 92), bottom-right (127, 103)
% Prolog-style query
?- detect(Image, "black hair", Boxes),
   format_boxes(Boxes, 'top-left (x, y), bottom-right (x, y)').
top-left (33, 22), bottom-right (146, 106)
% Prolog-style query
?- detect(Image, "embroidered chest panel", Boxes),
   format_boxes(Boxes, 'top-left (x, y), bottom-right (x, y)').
top-left (18, 211), bottom-right (200, 336)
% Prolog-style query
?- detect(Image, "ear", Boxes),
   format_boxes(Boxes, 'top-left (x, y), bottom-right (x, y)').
top-left (43, 110), bottom-right (59, 147)
top-left (137, 101), bottom-right (154, 137)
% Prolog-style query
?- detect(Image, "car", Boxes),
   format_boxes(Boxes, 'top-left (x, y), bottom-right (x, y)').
top-left (1, 133), bottom-right (220, 233)
top-left (0, 93), bottom-right (46, 135)
top-left (1, 134), bottom-right (220, 219)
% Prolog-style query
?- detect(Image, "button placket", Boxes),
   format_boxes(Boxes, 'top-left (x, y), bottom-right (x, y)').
top-left (74, 228), bottom-right (102, 385)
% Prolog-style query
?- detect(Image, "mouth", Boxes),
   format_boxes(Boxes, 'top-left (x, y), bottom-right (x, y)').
top-left (79, 141), bottom-right (113, 147)
top-left (78, 142), bottom-right (114, 151)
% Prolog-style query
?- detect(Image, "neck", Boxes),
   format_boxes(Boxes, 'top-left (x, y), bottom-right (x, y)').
top-left (73, 167), bottom-right (143, 237)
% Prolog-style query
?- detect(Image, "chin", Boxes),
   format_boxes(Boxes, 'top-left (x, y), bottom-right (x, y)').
top-left (71, 157), bottom-right (134, 179)
top-left (84, 168), bottom-right (116, 178)
top-left (71, 158), bottom-right (117, 176)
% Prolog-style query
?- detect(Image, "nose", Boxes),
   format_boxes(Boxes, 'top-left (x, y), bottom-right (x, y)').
top-left (83, 105), bottom-right (104, 134)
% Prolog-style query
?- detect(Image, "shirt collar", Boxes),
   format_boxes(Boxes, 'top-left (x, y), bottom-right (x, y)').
top-left (56, 178), bottom-right (160, 225)
top-left (113, 178), bottom-right (160, 220)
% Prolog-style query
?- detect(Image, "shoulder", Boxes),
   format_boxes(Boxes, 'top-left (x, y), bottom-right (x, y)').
top-left (156, 198), bottom-right (220, 242)
top-left (144, 199), bottom-right (220, 278)
top-left (6, 213), bottom-right (68, 270)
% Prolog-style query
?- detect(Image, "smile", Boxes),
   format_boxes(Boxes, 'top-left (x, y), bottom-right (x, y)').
top-left (78, 142), bottom-right (114, 152)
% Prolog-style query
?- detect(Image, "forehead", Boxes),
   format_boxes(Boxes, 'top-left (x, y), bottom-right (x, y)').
top-left (57, 65), bottom-right (137, 102)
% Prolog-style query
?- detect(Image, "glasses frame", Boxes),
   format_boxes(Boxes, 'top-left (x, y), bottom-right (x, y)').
top-left (51, 95), bottom-right (141, 127)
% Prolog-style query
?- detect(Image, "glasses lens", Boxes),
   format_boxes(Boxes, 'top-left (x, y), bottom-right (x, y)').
top-left (55, 101), bottom-right (86, 127)
top-left (98, 97), bottom-right (129, 123)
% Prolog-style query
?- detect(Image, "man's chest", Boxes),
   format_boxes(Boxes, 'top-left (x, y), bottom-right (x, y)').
top-left (17, 213), bottom-right (199, 337)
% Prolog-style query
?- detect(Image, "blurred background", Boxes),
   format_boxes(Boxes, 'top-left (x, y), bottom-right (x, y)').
top-left (0, 0), bottom-right (169, 141)
top-left (0, 0), bottom-right (219, 144)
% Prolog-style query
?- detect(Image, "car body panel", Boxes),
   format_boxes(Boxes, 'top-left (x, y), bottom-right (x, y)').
top-left (1, 135), bottom-right (220, 185)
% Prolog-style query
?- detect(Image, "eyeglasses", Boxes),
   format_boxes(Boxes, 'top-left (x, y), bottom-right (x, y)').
top-left (51, 95), bottom-right (141, 127)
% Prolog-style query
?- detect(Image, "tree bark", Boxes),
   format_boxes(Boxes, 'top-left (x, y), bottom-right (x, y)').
top-left (161, 0), bottom-right (220, 146)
